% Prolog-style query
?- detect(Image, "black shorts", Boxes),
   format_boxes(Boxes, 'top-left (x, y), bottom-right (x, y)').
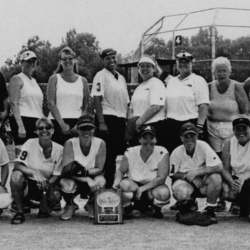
top-left (25, 178), bottom-right (61, 201)
top-left (10, 116), bottom-right (38, 145)
top-left (75, 181), bottom-right (91, 199)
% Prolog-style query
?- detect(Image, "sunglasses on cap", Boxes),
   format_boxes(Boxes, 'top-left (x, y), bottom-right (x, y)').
top-left (78, 126), bottom-right (94, 131)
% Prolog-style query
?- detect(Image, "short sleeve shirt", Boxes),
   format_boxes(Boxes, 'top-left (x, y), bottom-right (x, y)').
top-left (130, 77), bottom-right (166, 124)
top-left (165, 73), bottom-right (209, 121)
top-left (91, 68), bottom-right (129, 118)
top-left (125, 145), bottom-right (168, 184)
top-left (14, 138), bottom-right (63, 179)
top-left (170, 140), bottom-right (221, 174)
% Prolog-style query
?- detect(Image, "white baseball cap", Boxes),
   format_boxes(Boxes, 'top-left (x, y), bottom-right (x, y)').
top-left (20, 51), bottom-right (37, 61)
top-left (138, 56), bottom-right (155, 67)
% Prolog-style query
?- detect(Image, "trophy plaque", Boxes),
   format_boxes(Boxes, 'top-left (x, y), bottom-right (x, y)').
top-left (94, 189), bottom-right (123, 224)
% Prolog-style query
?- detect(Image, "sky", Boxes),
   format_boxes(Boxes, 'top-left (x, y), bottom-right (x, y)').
top-left (1, 0), bottom-right (250, 66)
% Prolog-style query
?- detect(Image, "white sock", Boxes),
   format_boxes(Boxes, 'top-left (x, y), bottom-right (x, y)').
top-left (206, 203), bottom-right (216, 207)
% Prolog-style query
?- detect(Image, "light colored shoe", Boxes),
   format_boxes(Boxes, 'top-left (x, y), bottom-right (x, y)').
top-left (61, 205), bottom-right (75, 221)
top-left (84, 203), bottom-right (94, 219)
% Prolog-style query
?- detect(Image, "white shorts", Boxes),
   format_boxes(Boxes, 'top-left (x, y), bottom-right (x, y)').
top-left (207, 120), bottom-right (233, 152)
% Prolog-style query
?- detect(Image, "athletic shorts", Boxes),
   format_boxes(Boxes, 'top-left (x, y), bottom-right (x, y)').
top-left (24, 178), bottom-right (61, 201)
top-left (207, 120), bottom-right (233, 152)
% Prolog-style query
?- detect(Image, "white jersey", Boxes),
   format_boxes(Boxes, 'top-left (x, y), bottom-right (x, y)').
top-left (170, 140), bottom-right (221, 174)
top-left (165, 73), bottom-right (209, 121)
top-left (14, 138), bottom-right (63, 180)
top-left (91, 68), bottom-right (129, 118)
top-left (49, 74), bottom-right (83, 119)
top-left (17, 72), bottom-right (43, 118)
top-left (125, 145), bottom-right (168, 184)
top-left (70, 137), bottom-right (102, 170)
top-left (230, 136), bottom-right (250, 176)
top-left (130, 77), bottom-right (165, 124)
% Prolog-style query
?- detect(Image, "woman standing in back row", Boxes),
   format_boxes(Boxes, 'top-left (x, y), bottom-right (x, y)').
top-left (9, 51), bottom-right (44, 155)
top-left (47, 47), bottom-right (89, 145)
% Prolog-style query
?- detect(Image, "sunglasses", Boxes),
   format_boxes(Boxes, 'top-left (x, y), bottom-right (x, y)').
top-left (79, 126), bottom-right (94, 131)
top-left (61, 57), bottom-right (74, 62)
top-left (37, 126), bottom-right (52, 131)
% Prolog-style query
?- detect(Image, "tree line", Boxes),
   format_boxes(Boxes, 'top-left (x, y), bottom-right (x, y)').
top-left (2, 28), bottom-right (250, 83)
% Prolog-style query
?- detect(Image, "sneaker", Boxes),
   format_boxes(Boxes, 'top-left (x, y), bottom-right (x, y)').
top-left (229, 202), bottom-right (240, 215)
top-left (73, 201), bottom-right (79, 211)
top-left (84, 203), bottom-right (94, 219)
top-left (123, 205), bottom-right (133, 220)
top-left (214, 200), bottom-right (226, 212)
top-left (170, 202), bottom-right (181, 211)
top-left (204, 206), bottom-right (218, 224)
top-left (179, 200), bottom-right (198, 213)
top-left (38, 211), bottom-right (50, 218)
top-left (149, 204), bottom-right (163, 219)
top-left (61, 205), bottom-right (75, 221)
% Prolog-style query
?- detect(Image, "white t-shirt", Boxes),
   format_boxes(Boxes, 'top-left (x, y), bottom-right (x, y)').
top-left (230, 136), bottom-right (250, 176)
top-left (14, 138), bottom-right (63, 180)
top-left (130, 77), bottom-right (165, 124)
top-left (91, 68), bottom-right (129, 118)
top-left (170, 140), bottom-right (221, 174)
top-left (49, 74), bottom-right (84, 119)
top-left (165, 73), bottom-right (209, 121)
top-left (125, 145), bottom-right (168, 184)
top-left (70, 137), bottom-right (103, 170)
top-left (18, 72), bottom-right (43, 118)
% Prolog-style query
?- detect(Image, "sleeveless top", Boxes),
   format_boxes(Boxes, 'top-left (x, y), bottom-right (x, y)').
top-left (207, 80), bottom-right (240, 122)
top-left (230, 136), bottom-right (250, 176)
top-left (18, 72), bottom-right (43, 118)
top-left (70, 137), bottom-right (102, 170)
top-left (49, 74), bottom-right (83, 119)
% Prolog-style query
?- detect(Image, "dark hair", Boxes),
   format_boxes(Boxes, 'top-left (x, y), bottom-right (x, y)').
top-left (55, 47), bottom-right (78, 74)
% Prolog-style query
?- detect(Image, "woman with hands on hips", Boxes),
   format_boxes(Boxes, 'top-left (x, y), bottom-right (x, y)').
top-left (47, 47), bottom-right (89, 145)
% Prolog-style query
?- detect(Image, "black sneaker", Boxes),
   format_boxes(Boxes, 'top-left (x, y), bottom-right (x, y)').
top-left (149, 204), bottom-right (163, 219)
top-left (204, 206), bottom-right (218, 224)
top-left (123, 205), bottom-right (133, 220)
top-left (170, 202), bottom-right (181, 211)
top-left (179, 200), bottom-right (198, 213)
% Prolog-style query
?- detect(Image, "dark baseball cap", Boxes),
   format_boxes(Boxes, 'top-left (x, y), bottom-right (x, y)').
top-left (77, 115), bottom-right (95, 129)
top-left (100, 48), bottom-right (117, 59)
top-left (176, 52), bottom-right (193, 62)
top-left (233, 117), bottom-right (250, 128)
top-left (139, 125), bottom-right (156, 137)
top-left (180, 122), bottom-right (198, 136)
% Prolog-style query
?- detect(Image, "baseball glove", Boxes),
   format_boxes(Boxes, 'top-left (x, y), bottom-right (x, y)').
top-left (61, 161), bottom-right (89, 178)
top-left (176, 211), bottom-right (213, 226)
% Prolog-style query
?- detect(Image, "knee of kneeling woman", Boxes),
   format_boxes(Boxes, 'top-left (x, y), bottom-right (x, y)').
top-left (209, 173), bottom-right (222, 187)
top-left (60, 178), bottom-right (77, 193)
top-left (153, 186), bottom-right (171, 202)
top-left (11, 170), bottom-right (25, 185)
top-left (119, 179), bottom-right (132, 192)
top-left (173, 185), bottom-right (194, 201)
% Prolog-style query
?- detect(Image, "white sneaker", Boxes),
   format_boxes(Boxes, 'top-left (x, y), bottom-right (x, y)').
top-left (61, 205), bottom-right (75, 221)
